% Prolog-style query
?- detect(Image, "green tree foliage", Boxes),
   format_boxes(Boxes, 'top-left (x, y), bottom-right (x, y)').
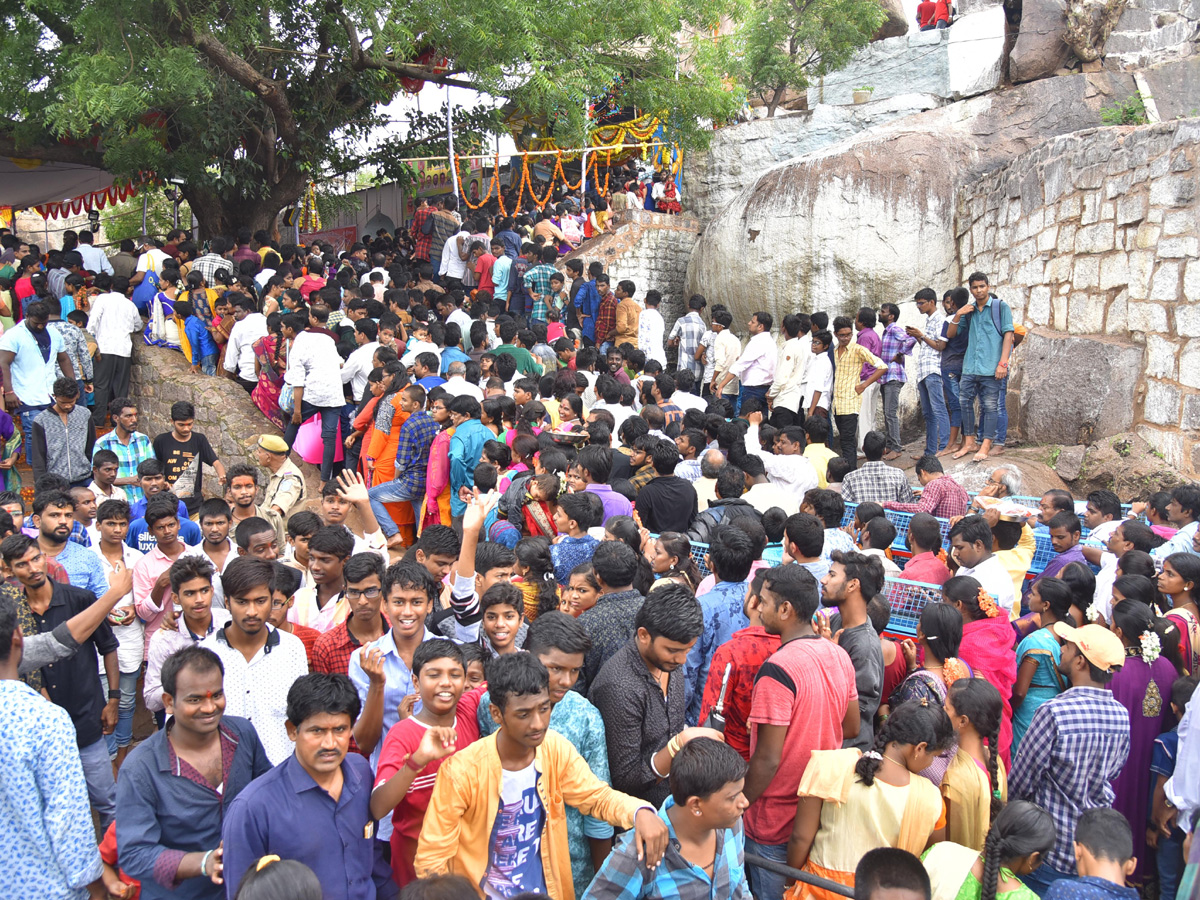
top-left (0, 0), bottom-right (745, 236)
top-left (740, 0), bottom-right (886, 115)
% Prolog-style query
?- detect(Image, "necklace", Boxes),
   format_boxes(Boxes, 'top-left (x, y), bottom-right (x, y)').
top-left (883, 754), bottom-right (907, 768)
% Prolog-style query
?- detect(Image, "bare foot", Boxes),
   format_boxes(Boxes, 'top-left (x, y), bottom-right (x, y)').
top-left (972, 450), bottom-right (990, 462)
top-left (953, 441), bottom-right (978, 459)
top-left (991, 444), bottom-right (1005, 456)
top-left (937, 444), bottom-right (960, 458)
top-left (385, 533), bottom-right (406, 550)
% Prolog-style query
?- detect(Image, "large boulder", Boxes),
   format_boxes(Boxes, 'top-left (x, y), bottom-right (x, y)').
top-left (1009, 0), bottom-right (1071, 83)
top-left (874, 0), bottom-right (911, 38)
top-left (1010, 330), bottom-right (1143, 446)
top-left (685, 71), bottom-right (1135, 324)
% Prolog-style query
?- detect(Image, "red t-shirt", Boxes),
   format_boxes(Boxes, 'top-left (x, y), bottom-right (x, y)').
top-left (744, 636), bottom-right (858, 845)
top-left (475, 253), bottom-right (497, 293)
top-left (374, 685), bottom-right (487, 886)
top-left (100, 821), bottom-right (141, 900)
top-left (934, 0), bottom-right (950, 22)
top-left (917, 0), bottom-right (936, 25)
top-left (697, 626), bottom-right (780, 761)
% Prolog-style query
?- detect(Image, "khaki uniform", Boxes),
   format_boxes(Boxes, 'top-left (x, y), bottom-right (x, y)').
top-left (262, 457), bottom-right (306, 521)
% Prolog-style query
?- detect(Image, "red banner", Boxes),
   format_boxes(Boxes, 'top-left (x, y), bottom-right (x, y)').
top-left (299, 225), bottom-right (359, 251)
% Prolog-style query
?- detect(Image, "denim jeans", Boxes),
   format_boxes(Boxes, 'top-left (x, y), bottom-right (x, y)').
top-left (959, 373), bottom-right (1002, 442)
top-left (18, 404), bottom-right (50, 462)
top-left (284, 401), bottom-right (341, 483)
top-left (79, 737), bottom-right (117, 829)
top-left (200, 353), bottom-right (218, 377)
top-left (1158, 825), bottom-right (1186, 900)
top-left (368, 480), bottom-right (423, 538)
top-left (942, 371), bottom-right (962, 429)
top-left (745, 836), bottom-right (789, 900)
top-left (1020, 863), bottom-right (1073, 897)
top-left (103, 670), bottom-right (140, 753)
top-left (737, 383), bottom-right (769, 415)
top-left (881, 381), bottom-right (903, 452)
top-left (918, 373), bottom-right (950, 455)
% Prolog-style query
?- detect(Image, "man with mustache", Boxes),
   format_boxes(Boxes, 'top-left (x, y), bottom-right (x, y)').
top-left (201, 556), bottom-right (308, 765)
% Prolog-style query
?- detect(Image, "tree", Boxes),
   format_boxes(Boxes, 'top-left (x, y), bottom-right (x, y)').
top-left (0, 0), bottom-right (745, 237)
top-left (740, 0), bottom-right (886, 116)
top-left (100, 192), bottom-right (193, 245)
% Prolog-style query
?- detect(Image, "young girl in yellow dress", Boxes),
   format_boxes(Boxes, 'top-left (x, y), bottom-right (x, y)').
top-left (942, 678), bottom-right (1007, 851)
top-left (784, 700), bottom-right (954, 900)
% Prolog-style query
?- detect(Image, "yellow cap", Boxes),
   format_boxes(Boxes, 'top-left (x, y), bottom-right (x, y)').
top-left (256, 434), bottom-right (289, 454)
top-left (1052, 622), bottom-right (1125, 672)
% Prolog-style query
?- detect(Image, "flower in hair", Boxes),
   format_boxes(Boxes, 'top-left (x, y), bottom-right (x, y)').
top-left (1140, 630), bottom-right (1162, 665)
top-left (863, 750), bottom-right (883, 760)
top-left (1085, 603), bottom-right (1102, 623)
top-left (977, 588), bottom-right (1002, 619)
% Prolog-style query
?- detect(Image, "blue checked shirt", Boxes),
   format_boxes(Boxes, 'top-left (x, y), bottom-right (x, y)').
top-left (1008, 685), bottom-right (1130, 874)
top-left (524, 264), bottom-right (558, 320)
top-left (669, 313), bottom-right (706, 378)
top-left (93, 430), bottom-right (153, 505)
top-left (684, 580), bottom-right (750, 726)
top-left (392, 411), bottom-right (440, 496)
top-left (880, 322), bottom-right (916, 384)
top-left (583, 796), bottom-right (749, 900)
top-left (914, 311), bottom-right (945, 382)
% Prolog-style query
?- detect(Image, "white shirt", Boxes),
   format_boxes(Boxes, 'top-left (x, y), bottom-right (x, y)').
top-left (638, 307), bottom-right (667, 366)
top-left (181, 538), bottom-right (237, 609)
top-left (144, 608), bottom-right (232, 712)
top-left (769, 335), bottom-right (812, 411)
top-left (77, 244), bottom-right (113, 276)
top-left (89, 479), bottom-right (127, 505)
top-left (672, 391), bottom-right (708, 414)
top-left (341, 340), bottom-right (380, 402)
top-left (87, 291), bottom-right (144, 357)
top-left (254, 268), bottom-right (277, 289)
top-left (743, 481), bottom-right (799, 516)
top-left (713, 330), bottom-right (742, 393)
top-left (286, 330), bottom-right (345, 408)
top-left (202, 624), bottom-right (309, 765)
top-left (447, 308), bottom-right (473, 339)
top-left (441, 375), bottom-right (484, 402)
top-left (224, 313), bottom-right (268, 381)
top-left (90, 542), bottom-right (145, 673)
top-left (440, 232), bottom-right (470, 280)
top-left (742, 423), bottom-right (819, 502)
top-left (802, 351), bottom-right (834, 411)
top-left (731, 331), bottom-right (778, 387)
top-left (956, 554), bottom-right (1017, 617)
top-left (359, 266), bottom-right (388, 287)
top-left (135, 248), bottom-right (170, 275)
top-left (401, 339), bottom-right (442, 369)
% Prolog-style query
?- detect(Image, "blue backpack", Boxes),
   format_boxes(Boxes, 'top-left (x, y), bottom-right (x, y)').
top-left (130, 268), bottom-right (160, 315)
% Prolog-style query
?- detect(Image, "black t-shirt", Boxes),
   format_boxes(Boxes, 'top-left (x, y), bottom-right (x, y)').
top-left (153, 432), bottom-right (218, 515)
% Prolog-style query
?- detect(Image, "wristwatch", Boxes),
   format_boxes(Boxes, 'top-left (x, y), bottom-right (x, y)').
top-left (108, 689), bottom-right (121, 700)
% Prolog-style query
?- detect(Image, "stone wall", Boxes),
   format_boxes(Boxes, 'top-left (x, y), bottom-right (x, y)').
top-left (129, 342), bottom-right (321, 501)
top-left (560, 209), bottom-right (703, 327)
top-left (804, 8), bottom-right (1006, 107)
top-left (954, 117), bottom-right (1200, 471)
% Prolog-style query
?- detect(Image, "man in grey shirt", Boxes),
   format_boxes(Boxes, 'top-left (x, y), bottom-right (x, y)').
top-left (821, 549), bottom-right (885, 750)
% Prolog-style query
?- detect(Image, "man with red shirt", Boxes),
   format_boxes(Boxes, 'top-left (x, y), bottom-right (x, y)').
top-left (471, 242), bottom-right (497, 295)
top-left (594, 274), bottom-right (619, 354)
top-left (697, 570), bottom-right (780, 760)
top-left (917, 0), bottom-right (936, 28)
top-left (884, 455), bottom-right (969, 519)
top-left (311, 553), bottom-right (389, 677)
top-left (741, 564), bottom-right (860, 900)
top-left (370, 639), bottom-right (486, 886)
top-left (898, 513), bottom-right (953, 586)
top-left (411, 199), bottom-right (434, 263)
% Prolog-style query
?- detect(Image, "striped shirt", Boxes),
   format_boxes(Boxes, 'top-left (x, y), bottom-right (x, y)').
top-left (831, 342), bottom-right (885, 415)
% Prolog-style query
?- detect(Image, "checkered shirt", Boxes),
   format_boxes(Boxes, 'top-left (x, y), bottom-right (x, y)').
top-left (915, 311), bottom-right (946, 382)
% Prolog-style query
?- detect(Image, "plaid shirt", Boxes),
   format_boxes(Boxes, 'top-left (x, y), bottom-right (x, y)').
top-left (1009, 685), bottom-right (1130, 873)
top-left (412, 206), bottom-right (433, 260)
top-left (190, 252), bottom-right (234, 287)
top-left (669, 313), bottom-right (706, 377)
top-left (884, 474), bottom-right (969, 517)
top-left (524, 264), bottom-right (558, 319)
top-left (94, 430), bottom-right (154, 505)
top-left (841, 461), bottom-right (917, 505)
top-left (393, 411), bottom-right (440, 495)
top-left (630, 462), bottom-right (656, 495)
top-left (915, 311), bottom-right (945, 382)
top-left (585, 796), bottom-right (748, 900)
top-left (595, 294), bottom-right (618, 343)
top-left (311, 617), bottom-right (387, 677)
top-left (880, 322), bottom-right (916, 384)
top-left (831, 342), bottom-right (884, 415)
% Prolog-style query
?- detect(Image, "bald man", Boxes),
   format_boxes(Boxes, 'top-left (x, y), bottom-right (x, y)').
top-left (695, 448), bottom-right (726, 512)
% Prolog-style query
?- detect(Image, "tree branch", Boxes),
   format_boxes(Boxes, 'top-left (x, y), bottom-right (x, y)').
top-left (26, 3), bottom-right (76, 46)
top-left (0, 130), bottom-right (106, 168)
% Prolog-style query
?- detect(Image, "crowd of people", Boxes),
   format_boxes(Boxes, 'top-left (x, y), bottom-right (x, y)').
top-left (0, 201), bottom-right (1198, 900)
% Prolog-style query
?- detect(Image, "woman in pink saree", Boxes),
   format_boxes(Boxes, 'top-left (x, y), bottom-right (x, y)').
top-left (421, 394), bottom-right (455, 531)
top-left (944, 575), bottom-right (1017, 768)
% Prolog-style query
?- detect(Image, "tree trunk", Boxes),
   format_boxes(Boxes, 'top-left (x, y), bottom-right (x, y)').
top-left (182, 169), bottom-right (307, 240)
top-left (766, 86), bottom-right (785, 117)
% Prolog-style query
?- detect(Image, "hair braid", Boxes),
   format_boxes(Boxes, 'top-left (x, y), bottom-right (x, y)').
top-left (986, 716), bottom-right (1003, 824)
top-left (854, 720), bottom-right (891, 786)
top-left (980, 826), bottom-right (1003, 900)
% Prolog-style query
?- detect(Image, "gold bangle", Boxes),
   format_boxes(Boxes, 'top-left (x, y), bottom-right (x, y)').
top-left (667, 735), bottom-right (682, 758)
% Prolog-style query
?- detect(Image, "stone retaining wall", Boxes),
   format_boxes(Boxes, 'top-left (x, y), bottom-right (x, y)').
top-left (954, 118), bottom-right (1200, 471)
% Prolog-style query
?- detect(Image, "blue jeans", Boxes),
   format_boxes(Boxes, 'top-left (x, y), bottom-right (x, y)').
top-left (1159, 826), bottom-right (1186, 900)
top-left (918, 374), bottom-right (950, 455)
top-left (79, 737), bottom-right (117, 829)
top-left (737, 383), bottom-right (769, 415)
top-left (283, 401), bottom-right (341, 483)
top-left (745, 836), bottom-right (789, 900)
top-left (959, 373), bottom-right (1002, 443)
top-left (200, 353), bottom-right (218, 377)
top-left (103, 670), bottom-right (140, 753)
top-left (368, 480), bottom-right (423, 538)
top-left (881, 381), bottom-right (903, 452)
top-left (943, 371), bottom-right (962, 429)
top-left (17, 404), bottom-right (49, 463)
top-left (1020, 863), bottom-right (1072, 897)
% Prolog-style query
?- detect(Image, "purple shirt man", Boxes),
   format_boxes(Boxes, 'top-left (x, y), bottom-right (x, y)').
top-left (857, 325), bottom-right (881, 381)
top-left (585, 483), bottom-right (633, 522)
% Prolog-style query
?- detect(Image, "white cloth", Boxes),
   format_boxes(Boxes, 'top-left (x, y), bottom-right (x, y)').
top-left (401, 339), bottom-right (442, 369)
top-left (341, 341), bottom-right (380, 402)
top-left (802, 351), bottom-right (833, 412)
top-left (730, 331), bottom-right (777, 387)
top-left (638, 308), bottom-right (667, 366)
top-left (285, 330), bottom-right (345, 408)
top-left (447, 308), bottom-right (474, 340)
top-left (201, 624), bottom-right (309, 765)
top-left (440, 231), bottom-right (470, 280)
top-left (742, 423), bottom-right (819, 503)
top-left (1165, 697), bottom-right (1200, 822)
top-left (713, 330), bottom-right (742, 394)
top-left (440, 375), bottom-right (484, 402)
top-left (135, 248), bottom-right (170, 275)
top-left (223, 313), bottom-right (268, 381)
top-left (87, 291), bottom-right (144, 357)
top-left (769, 334), bottom-right (812, 412)
top-left (956, 554), bottom-right (1017, 617)
top-left (77, 244), bottom-right (113, 276)
top-left (143, 608), bottom-right (232, 713)
top-left (359, 266), bottom-right (388, 287)
top-left (672, 391), bottom-right (708, 414)
top-left (89, 480), bottom-right (127, 505)
top-left (90, 543), bottom-right (145, 673)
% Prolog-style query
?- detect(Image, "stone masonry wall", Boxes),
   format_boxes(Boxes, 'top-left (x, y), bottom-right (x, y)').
top-left (955, 118), bottom-right (1200, 472)
top-left (560, 209), bottom-right (703, 330)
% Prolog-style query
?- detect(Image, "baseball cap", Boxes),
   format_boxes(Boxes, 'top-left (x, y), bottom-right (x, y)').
top-left (1052, 622), bottom-right (1125, 673)
top-left (256, 434), bottom-right (289, 454)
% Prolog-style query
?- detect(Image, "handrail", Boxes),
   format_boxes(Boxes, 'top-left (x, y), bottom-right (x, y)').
top-left (744, 852), bottom-right (856, 898)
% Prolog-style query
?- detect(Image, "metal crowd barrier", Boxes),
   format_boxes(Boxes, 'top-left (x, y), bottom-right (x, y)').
top-left (744, 853), bottom-right (855, 898)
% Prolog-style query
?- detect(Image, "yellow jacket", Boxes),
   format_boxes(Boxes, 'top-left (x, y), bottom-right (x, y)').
top-left (614, 299), bottom-right (641, 350)
top-left (996, 523), bottom-right (1036, 618)
top-left (414, 730), bottom-right (645, 899)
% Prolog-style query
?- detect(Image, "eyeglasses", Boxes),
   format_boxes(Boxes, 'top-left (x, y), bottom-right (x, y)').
top-left (270, 599), bottom-right (289, 610)
top-left (345, 586), bottom-right (382, 600)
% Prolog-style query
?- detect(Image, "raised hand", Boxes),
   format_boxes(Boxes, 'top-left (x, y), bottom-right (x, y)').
top-left (360, 647), bottom-right (386, 685)
top-left (337, 469), bottom-right (370, 505)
